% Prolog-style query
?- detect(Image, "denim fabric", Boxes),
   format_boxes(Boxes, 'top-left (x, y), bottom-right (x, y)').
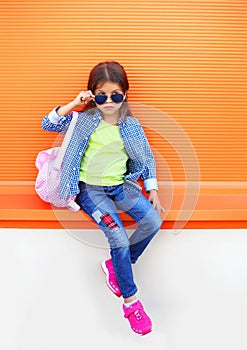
top-left (75, 181), bottom-right (162, 299)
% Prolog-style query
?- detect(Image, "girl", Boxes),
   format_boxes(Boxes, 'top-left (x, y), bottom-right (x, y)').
top-left (42, 61), bottom-right (164, 336)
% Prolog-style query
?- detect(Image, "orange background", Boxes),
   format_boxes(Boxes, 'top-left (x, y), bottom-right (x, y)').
top-left (0, 0), bottom-right (246, 228)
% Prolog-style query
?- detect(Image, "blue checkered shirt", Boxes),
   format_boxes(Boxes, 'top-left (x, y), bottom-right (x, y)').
top-left (42, 107), bottom-right (158, 200)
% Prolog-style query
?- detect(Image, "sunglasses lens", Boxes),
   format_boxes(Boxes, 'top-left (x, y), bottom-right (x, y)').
top-left (95, 93), bottom-right (124, 105)
top-left (111, 93), bottom-right (124, 103)
top-left (95, 94), bottom-right (107, 105)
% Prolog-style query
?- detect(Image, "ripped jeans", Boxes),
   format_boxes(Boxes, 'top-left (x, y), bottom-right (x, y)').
top-left (75, 181), bottom-right (162, 299)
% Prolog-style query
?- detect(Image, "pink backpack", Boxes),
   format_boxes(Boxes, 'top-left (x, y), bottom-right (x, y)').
top-left (35, 111), bottom-right (80, 212)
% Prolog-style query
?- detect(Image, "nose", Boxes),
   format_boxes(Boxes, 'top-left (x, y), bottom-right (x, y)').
top-left (105, 95), bottom-right (113, 103)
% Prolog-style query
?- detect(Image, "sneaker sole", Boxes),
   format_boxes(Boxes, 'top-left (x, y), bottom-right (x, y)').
top-left (101, 261), bottom-right (122, 297)
top-left (141, 327), bottom-right (152, 336)
top-left (133, 325), bottom-right (153, 336)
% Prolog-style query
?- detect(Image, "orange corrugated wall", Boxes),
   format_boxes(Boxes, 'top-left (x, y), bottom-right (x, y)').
top-left (0, 0), bottom-right (246, 184)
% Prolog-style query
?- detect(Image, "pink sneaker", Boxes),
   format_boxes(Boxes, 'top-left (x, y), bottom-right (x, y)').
top-left (101, 259), bottom-right (122, 297)
top-left (123, 300), bottom-right (153, 335)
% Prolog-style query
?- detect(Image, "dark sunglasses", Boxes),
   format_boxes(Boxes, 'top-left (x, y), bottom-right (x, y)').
top-left (94, 93), bottom-right (124, 105)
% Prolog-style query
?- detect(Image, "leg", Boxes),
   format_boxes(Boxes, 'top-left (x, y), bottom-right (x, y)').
top-left (128, 205), bottom-right (162, 264)
top-left (76, 182), bottom-right (138, 299)
top-left (115, 182), bottom-right (162, 264)
top-left (76, 183), bottom-right (154, 336)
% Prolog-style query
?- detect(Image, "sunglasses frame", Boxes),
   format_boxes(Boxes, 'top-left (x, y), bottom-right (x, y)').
top-left (94, 93), bottom-right (125, 105)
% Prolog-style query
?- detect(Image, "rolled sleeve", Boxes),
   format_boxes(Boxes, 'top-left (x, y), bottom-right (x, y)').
top-left (144, 178), bottom-right (158, 192)
top-left (42, 106), bottom-right (73, 133)
top-left (47, 106), bottom-right (62, 124)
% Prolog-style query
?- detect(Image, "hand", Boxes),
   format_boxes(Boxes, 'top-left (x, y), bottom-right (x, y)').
top-left (73, 90), bottom-right (95, 107)
top-left (56, 90), bottom-right (95, 116)
top-left (148, 190), bottom-right (165, 217)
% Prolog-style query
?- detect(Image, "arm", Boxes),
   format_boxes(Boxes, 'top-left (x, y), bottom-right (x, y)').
top-left (57, 90), bottom-right (94, 115)
top-left (133, 123), bottom-right (157, 190)
top-left (134, 123), bottom-right (165, 215)
top-left (41, 90), bottom-right (94, 133)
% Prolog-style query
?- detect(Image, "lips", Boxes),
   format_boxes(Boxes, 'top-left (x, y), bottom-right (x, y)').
top-left (104, 105), bottom-right (114, 109)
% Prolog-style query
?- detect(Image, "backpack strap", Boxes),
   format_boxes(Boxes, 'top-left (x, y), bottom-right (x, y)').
top-left (54, 111), bottom-right (78, 170)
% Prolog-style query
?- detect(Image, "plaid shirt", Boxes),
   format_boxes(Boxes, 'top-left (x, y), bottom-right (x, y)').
top-left (42, 107), bottom-right (158, 200)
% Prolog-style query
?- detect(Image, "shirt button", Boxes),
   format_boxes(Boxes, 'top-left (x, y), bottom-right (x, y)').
top-left (73, 167), bottom-right (76, 171)
top-left (94, 123), bottom-right (97, 126)
top-left (67, 184), bottom-right (69, 187)
top-left (93, 117), bottom-right (96, 120)
top-left (79, 152), bottom-right (82, 155)
top-left (84, 136), bottom-right (88, 140)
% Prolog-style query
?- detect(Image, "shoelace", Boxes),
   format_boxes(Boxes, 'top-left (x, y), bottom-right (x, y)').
top-left (133, 309), bottom-right (145, 321)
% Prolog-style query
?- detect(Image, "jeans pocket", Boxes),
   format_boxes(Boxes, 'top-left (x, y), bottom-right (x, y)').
top-left (123, 180), bottom-right (142, 198)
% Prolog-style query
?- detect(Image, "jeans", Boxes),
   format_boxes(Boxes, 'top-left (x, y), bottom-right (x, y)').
top-left (75, 180), bottom-right (162, 298)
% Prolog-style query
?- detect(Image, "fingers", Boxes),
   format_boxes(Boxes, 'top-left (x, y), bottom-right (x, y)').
top-left (148, 194), bottom-right (165, 216)
top-left (159, 206), bottom-right (165, 216)
top-left (79, 90), bottom-right (95, 104)
top-left (155, 202), bottom-right (164, 215)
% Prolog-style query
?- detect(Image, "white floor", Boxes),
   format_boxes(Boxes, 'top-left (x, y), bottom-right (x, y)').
top-left (0, 228), bottom-right (246, 350)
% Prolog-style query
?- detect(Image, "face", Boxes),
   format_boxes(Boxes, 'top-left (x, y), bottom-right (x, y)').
top-left (94, 81), bottom-right (125, 117)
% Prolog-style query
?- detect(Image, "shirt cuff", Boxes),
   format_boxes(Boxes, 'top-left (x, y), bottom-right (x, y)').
top-left (144, 178), bottom-right (158, 192)
top-left (47, 106), bottom-right (62, 124)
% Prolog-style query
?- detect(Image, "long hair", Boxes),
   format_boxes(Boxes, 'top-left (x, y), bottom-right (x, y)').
top-left (83, 61), bottom-right (132, 117)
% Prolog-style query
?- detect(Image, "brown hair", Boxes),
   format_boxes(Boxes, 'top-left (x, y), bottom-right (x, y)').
top-left (83, 61), bottom-right (132, 117)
